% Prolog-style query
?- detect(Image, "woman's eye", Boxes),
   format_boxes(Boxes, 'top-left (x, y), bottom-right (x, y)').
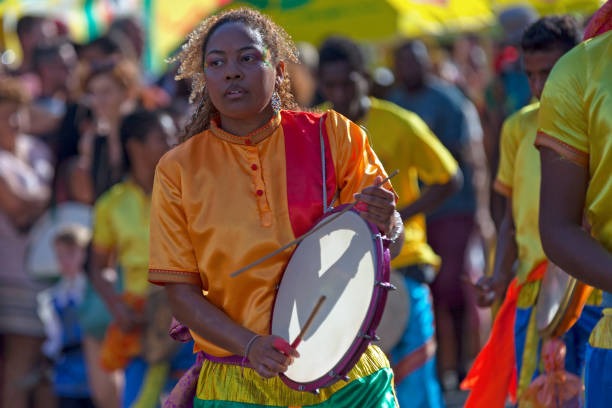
top-left (208, 60), bottom-right (223, 68)
top-left (241, 55), bottom-right (256, 63)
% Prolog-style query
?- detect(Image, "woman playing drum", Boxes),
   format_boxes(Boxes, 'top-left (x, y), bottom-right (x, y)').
top-left (147, 8), bottom-right (403, 407)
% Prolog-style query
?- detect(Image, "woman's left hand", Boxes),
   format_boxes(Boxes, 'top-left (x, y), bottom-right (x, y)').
top-left (354, 176), bottom-right (396, 235)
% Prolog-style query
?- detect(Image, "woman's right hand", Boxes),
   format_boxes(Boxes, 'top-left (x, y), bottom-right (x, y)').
top-left (247, 335), bottom-right (299, 379)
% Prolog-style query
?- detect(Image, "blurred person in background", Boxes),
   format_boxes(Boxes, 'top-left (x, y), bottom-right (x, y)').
top-left (107, 16), bottom-right (171, 111)
top-left (484, 6), bottom-right (537, 226)
top-left (286, 41), bottom-right (319, 107)
top-left (75, 35), bottom-right (124, 68)
top-left (53, 35), bottom-right (124, 197)
top-left (38, 224), bottom-right (95, 408)
top-left (11, 15), bottom-right (59, 98)
top-left (108, 17), bottom-right (145, 66)
top-left (489, 6), bottom-right (537, 116)
top-left (389, 39), bottom-right (493, 390)
top-left (89, 109), bottom-right (193, 408)
top-left (70, 59), bottom-right (140, 204)
top-left (318, 35), bottom-right (462, 408)
top-left (466, 16), bottom-right (592, 405)
top-left (0, 77), bottom-right (55, 408)
top-left (29, 40), bottom-right (78, 140)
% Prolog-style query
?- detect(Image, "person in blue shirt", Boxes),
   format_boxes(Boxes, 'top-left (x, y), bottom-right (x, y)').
top-left (388, 40), bottom-right (493, 389)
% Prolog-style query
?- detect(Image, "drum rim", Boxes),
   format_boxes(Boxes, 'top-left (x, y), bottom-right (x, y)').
top-left (537, 276), bottom-right (578, 338)
top-left (273, 205), bottom-right (390, 392)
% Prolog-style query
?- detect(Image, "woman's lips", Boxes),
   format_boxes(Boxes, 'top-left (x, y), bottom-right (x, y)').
top-left (225, 86), bottom-right (247, 99)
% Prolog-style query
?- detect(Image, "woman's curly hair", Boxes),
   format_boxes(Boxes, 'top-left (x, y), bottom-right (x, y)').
top-left (169, 7), bottom-right (300, 141)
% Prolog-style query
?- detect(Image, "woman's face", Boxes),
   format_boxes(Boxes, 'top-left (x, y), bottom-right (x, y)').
top-left (87, 73), bottom-right (128, 120)
top-left (203, 22), bottom-right (281, 121)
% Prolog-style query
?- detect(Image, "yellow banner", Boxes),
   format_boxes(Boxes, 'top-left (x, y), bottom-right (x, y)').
top-left (493, 0), bottom-right (603, 15)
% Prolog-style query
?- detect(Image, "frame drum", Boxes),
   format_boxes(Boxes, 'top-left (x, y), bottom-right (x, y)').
top-left (271, 207), bottom-right (391, 392)
top-left (536, 262), bottom-right (593, 338)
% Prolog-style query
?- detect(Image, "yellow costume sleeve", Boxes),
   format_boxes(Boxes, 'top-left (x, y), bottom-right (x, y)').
top-left (325, 110), bottom-right (396, 204)
top-left (495, 111), bottom-right (522, 197)
top-left (536, 45), bottom-right (589, 167)
top-left (92, 193), bottom-right (115, 251)
top-left (399, 109), bottom-right (458, 186)
top-left (148, 157), bottom-right (201, 287)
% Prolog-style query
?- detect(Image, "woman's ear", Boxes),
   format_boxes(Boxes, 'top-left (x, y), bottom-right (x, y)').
top-left (275, 61), bottom-right (285, 87)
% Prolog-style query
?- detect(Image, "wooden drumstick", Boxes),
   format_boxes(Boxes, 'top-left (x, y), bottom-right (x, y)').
top-left (230, 170), bottom-right (399, 278)
top-left (291, 295), bottom-right (326, 348)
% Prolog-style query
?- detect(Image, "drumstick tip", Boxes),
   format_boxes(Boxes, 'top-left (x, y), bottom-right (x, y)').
top-left (388, 169), bottom-right (400, 179)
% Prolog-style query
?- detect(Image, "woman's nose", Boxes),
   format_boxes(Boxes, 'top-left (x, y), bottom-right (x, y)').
top-left (225, 72), bottom-right (243, 80)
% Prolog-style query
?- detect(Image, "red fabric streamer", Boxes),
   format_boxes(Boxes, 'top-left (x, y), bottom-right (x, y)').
top-left (460, 261), bottom-right (547, 407)
top-left (584, 0), bottom-right (612, 40)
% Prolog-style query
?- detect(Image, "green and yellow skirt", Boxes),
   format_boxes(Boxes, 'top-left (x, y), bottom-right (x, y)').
top-left (194, 345), bottom-right (398, 408)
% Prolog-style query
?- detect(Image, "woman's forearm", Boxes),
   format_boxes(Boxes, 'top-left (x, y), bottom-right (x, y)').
top-left (164, 282), bottom-right (256, 356)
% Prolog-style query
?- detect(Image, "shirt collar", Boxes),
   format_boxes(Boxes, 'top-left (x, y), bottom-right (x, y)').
top-left (209, 112), bottom-right (282, 146)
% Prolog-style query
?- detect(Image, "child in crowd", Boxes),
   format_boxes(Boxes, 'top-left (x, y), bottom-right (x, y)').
top-left (38, 224), bottom-right (94, 408)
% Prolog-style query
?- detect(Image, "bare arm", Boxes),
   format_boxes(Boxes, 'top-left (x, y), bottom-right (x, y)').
top-left (164, 282), bottom-right (297, 378)
top-left (165, 283), bottom-right (256, 356)
top-left (464, 135), bottom-right (495, 243)
top-left (539, 147), bottom-right (612, 292)
top-left (475, 199), bottom-right (517, 306)
top-left (0, 176), bottom-right (48, 229)
top-left (398, 171), bottom-right (463, 222)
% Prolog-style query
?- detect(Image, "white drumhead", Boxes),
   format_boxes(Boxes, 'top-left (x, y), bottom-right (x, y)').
top-left (272, 211), bottom-right (377, 384)
top-left (377, 270), bottom-right (409, 354)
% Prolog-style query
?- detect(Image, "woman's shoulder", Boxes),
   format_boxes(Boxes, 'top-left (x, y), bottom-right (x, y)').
top-left (157, 130), bottom-right (211, 172)
top-left (281, 109), bottom-right (357, 144)
top-left (281, 109), bottom-right (327, 123)
top-left (281, 108), bottom-right (346, 123)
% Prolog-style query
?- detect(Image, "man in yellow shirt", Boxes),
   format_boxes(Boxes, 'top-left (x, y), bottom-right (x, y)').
top-left (90, 109), bottom-right (194, 407)
top-left (317, 36), bottom-right (461, 408)
top-left (475, 16), bottom-right (602, 400)
top-left (536, 2), bottom-right (612, 405)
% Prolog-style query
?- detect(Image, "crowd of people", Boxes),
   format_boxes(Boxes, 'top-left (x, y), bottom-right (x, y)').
top-left (0, 3), bottom-right (608, 408)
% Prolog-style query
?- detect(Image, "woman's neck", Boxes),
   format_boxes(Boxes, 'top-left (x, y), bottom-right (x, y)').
top-left (218, 107), bottom-right (276, 137)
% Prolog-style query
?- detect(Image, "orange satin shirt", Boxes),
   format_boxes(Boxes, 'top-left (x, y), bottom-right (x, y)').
top-left (148, 110), bottom-right (393, 356)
